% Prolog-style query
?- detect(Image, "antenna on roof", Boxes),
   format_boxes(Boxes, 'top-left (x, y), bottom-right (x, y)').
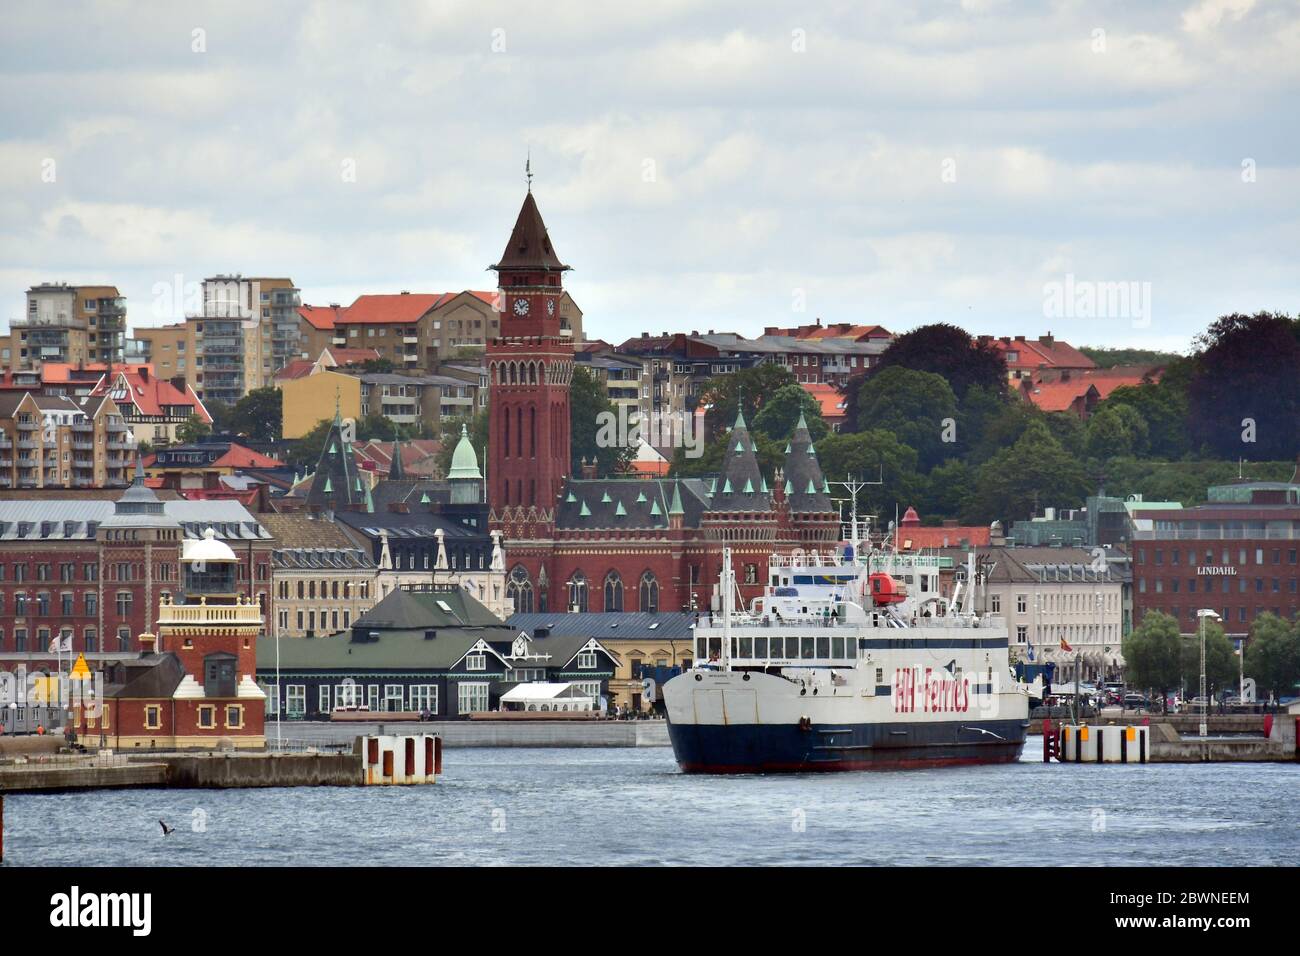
top-left (525, 151), bottom-right (533, 192)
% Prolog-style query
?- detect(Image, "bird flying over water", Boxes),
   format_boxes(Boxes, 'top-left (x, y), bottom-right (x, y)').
top-left (159, 820), bottom-right (175, 836)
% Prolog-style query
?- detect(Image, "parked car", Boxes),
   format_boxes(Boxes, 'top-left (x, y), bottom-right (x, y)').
top-left (1123, 693), bottom-right (1149, 710)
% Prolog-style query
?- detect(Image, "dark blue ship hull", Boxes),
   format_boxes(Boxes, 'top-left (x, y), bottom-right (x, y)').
top-left (667, 716), bottom-right (1028, 773)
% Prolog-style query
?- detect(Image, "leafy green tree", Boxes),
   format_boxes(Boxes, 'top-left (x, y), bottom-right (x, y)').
top-left (434, 408), bottom-right (489, 479)
top-left (203, 400), bottom-right (233, 433)
top-left (286, 417), bottom-right (333, 469)
top-left (916, 458), bottom-right (976, 519)
top-left (815, 429), bottom-right (922, 521)
top-left (1186, 311), bottom-right (1300, 460)
top-left (1042, 411), bottom-right (1086, 458)
top-left (226, 387), bottom-right (283, 443)
top-left (751, 382), bottom-right (828, 443)
top-left (696, 364), bottom-right (800, 440)
top-left (1123, 611), bottom-right (1183, 710)
top-left (177, 414), bottom-right (212, 444)
top-left (964, 420), bottom-right (1088, 523)
top-left (1245, 613), bottom-right (1300, 702)
top-left (853, 366), bottom-right (958, 470)
top-left (360, 358), bottom-right (396, 374)
top-left (1179, 619), bottom-right (1237, 701)
top-left (1079, 346), bottom-right (1182, 368)
top-left (870, 322), bottom-right (1006, 400)
top-left (571, 364), bottom-right (633, 477)
top-left (1084, 403), bottom-right (1149, 461)
top-left (1101, 376), bottom-right (1189, 459)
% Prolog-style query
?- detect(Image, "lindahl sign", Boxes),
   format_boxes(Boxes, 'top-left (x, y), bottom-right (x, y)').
top-left (1196, 566), bottom-right (1238, 576)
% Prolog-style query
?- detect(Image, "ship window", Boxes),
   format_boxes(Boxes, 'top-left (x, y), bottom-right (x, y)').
top-left (753, 636), bottom-right (767, 658)
top-left (816, 637), bottom-right (829, 658)
top-left (875, 668), bottom-right (884, 684)
top-left (831, 636), bottom-right (845, 658)
top-left (738, 637), bottom-right (752, 657)
top-left (801, 637), bottom-right (815, 659)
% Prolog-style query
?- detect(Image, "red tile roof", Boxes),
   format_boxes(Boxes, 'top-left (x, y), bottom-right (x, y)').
top-left (212, 445), bottom-right (284, 469)
top-left (897, 507), bottom-right (990, 550)
top-left (338, 293), bottom-right (441, 325)
top-left (979, 335), bottom-right (1096, 373)
top-left (1019, 367), bottom-right (1163, 414)
top-left (92, 366), bottom-right (211, 422)
top-left (354, 439), bottom-right (442, 476)
top-left (274, 359), bottom-right (317, 382)
top-left (800, 382), bottom-right (846, 422)
top-left (297, 304), bottom-right (347, 330)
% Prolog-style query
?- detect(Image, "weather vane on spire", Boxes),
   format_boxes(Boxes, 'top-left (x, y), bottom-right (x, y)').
top-left (526, 151), bottom-right (533, 192)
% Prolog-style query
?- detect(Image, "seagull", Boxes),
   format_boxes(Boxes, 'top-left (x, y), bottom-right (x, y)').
top-left (158, 820), bottom-right (175, 836)
top-left (963, 726), bottom-right (1005, 740)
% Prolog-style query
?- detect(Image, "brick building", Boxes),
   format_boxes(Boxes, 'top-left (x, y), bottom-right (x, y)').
top-left (488, 190), bottom-right (839, 615)
top-left (0, 468), bottom-right (274, 669)
top-left (1131, 481), bottom-right (1300, 638)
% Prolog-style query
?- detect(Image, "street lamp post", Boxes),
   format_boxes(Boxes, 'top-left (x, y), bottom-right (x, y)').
top-left (1196, 609), bottom-right (1221, 739)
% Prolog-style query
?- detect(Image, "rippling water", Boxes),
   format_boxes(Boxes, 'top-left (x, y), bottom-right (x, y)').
top-left (4, 748), bottom-right (1297, 866)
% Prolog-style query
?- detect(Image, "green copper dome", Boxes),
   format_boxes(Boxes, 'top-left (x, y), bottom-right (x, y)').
top-left (446, 423), bottom-right (482, 481)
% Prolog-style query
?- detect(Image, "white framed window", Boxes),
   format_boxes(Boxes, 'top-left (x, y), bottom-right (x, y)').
top-left (409, 685), bottom-right (438, 714)
top-left (367, 685), bottom-right (379, 711)
top-left (1016, 594), bottom-right (1027, 614)
top-left (458, 682), bottom-right (489, 715)
top-left (266, 684), bottom-right (280, 715)
top-left (990, 594), bottom-right (1001, 613)
top-left (1016, 625), bottom-right (1028, 643)
top-left (465, 652), bottom-right (486, 671)
top-left (319, 685), bottom-right (330, 713)
top-left (384, 685), bottom-right (404, 711)
top-left (577, 650), bottom-right (597, 669)
top-left (287, 685), bottom-right (305, 716)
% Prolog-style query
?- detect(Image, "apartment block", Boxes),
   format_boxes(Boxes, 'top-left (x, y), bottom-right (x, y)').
top-left (0, 392), bottom-right (132, 490)
top-left (5, 283), bottom-right (127, 369)
top-left (189, 275), bottom-right (300, 405)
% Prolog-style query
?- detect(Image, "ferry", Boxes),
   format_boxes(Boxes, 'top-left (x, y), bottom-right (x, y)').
top-left (663, 537), bottom-right (1032, 773)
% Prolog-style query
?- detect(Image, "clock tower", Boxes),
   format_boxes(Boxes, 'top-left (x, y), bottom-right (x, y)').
top-left (487, 187), bottom-right (574, 521)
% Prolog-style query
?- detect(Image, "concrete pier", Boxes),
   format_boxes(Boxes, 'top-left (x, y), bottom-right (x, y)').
top-left (267, 719), bottom-right (672, 749)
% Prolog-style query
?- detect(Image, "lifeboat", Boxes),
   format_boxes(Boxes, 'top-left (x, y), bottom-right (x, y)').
top-left (867, 572), bottom-right (907, 606)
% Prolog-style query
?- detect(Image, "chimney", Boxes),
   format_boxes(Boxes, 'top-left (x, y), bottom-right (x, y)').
top-left (170, 376), bottom-right (187, 393)
top-left (581, 457), bottom-right (598, 480)
top-left (1015, 335), bottom-right (1026, 342)
top-left (138, 366), bottom-right (149, 382)
top-left (138, 632), bottom-right (157, 654)
top-left (1039, 332), bottom-right (1054, 348)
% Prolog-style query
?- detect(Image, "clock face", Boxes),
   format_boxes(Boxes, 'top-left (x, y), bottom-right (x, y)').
top-left (513, 297), bottom-right (530, 316)
top-left (546, 299), bottom-right (555, 316)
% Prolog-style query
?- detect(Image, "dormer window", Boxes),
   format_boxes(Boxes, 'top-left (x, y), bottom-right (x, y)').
top-left (466, 652), bottom-right (486, 671)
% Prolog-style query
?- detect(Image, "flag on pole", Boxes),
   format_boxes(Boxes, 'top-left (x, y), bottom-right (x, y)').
top-left (1060, 638), bottom-right (1073, 652)
top-left (59, 633), bottom-right (73, 653)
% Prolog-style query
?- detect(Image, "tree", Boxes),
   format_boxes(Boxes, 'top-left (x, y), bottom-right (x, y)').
top-left (1186, 312), bottom-right (1300, 460)
top-left (696, 364), bottom-right (800, 441)
top-left (360, 358), bottom-right (396, 374)
top-left (1079, 346), bottom-right (1182, 368)
top-left (1179, 620), bottom-right (1237, 701)
top-left (571, 365), bottom-right (633, 477)
top-left (1123, 611), bottom-right (1183, 711)
top-left (1084, 403), bottom-right (1149, 461)
top-left (815, 429), bottom-right (922, 521)
top-left (1100, 378), bottom-right (1189, 460)
top-left (871, 323), bottom-right (1007, 400)
top-left (434, 408), bottom-right (489, 479)
top-left (964, 421), bottom-right (1088, 524)
top-left (226, 387), bottom-right (282, 443)
top-left (916, 458), bottom-right (976, 520)
top-left (852, 366), bottom-right (958, 470)
top-left (751, 382), bottom-right (829, 443)
top-left (286, 417), bottom-right (333, 469)
top-left (1245, 613), bottom-right (1300, 702)
top-left (176, 414), bottom-right (212, 444)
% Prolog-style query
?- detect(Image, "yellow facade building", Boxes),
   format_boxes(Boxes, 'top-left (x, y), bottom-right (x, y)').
top-left (280, 369), bottom-right (362, 440)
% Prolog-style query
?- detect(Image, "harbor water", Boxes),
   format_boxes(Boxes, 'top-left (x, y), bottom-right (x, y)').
top-left (4, 747), bottom-right (1297, 866)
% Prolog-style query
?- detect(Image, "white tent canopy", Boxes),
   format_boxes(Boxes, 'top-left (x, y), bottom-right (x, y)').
top-left (500, 682), bottom-right (595, 712)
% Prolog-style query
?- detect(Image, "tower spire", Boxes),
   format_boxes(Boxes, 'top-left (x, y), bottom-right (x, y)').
top-left (526, 151), bottom-right (533, 192)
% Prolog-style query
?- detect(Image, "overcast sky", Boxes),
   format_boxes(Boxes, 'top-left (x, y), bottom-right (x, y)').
top-left (1, 0), bottom-right (1296, 353)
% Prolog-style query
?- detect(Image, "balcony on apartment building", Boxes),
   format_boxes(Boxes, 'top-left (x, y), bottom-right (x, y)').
top-left (0, 436), bottom-right (12, 449)
top-left (17, 439), bottom-right (40, 451)
top-left (71, 421), bottom-right (94, 433)
top-left (73, 440), bottom-right (94, 451)
top-left (106, 420), bottom-right (128, 433)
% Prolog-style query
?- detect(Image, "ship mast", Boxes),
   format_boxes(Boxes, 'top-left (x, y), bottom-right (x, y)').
top-left (721, 545), bottom-right (733, 671)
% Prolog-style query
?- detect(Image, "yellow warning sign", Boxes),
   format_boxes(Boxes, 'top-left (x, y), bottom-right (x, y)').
top-left (70, 653), bottom-right (92, 680)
